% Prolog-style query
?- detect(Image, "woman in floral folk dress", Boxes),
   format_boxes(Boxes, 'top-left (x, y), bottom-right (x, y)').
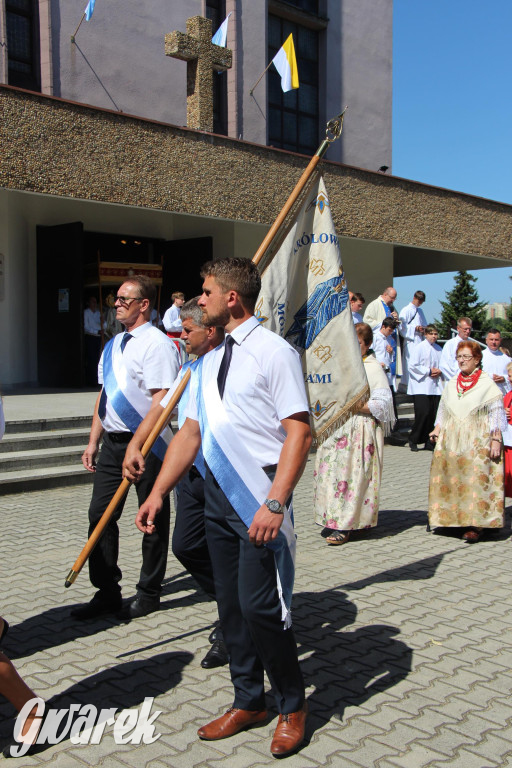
top-left (314, 322), bottom-right (395, 545)
top-left (428, 340), bottom-right (506, 543)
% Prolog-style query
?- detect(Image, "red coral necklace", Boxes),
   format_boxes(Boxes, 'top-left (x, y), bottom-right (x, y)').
top-left (456, 368), bottom-right (482, 398)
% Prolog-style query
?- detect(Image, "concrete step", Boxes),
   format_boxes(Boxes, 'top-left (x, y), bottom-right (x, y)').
top-left (0, 465), bottom-right (94, 495)
top-left (0, 446), bottom-right (85, 472)
top-left (0, 427), bottom-right (90, 454)
top-left (4, 415), bottom-right (92, 434)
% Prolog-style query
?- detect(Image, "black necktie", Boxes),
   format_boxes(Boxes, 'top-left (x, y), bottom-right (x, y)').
top-left (217, 335), bottom-right (235, 400)
top-left (120, 332), bottom-right (132, 352)
top-left (98, 333), bottom-right (133, 419)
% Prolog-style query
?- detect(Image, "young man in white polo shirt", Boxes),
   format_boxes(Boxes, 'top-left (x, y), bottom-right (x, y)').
top-left (135, 258), bottom-right (312, 758)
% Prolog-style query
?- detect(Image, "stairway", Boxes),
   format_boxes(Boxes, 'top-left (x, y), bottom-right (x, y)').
top-left (0, 416), bottom-right (94, 495)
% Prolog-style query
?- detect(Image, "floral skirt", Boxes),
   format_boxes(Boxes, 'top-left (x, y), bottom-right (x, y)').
top-left (428, 431), bottom-right (504, 528)
top-left (313, 414), bottom-right (384, 531)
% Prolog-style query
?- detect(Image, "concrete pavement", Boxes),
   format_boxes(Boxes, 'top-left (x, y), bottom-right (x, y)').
top-left (1, 396), bottom-right (512, 766)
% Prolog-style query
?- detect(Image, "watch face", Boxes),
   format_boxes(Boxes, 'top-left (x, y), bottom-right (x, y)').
top-left (265, 498), bottom-right (281, 513)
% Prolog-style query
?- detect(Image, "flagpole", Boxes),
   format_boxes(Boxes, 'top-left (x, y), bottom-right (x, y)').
top-left (249, 61), bottom-right (274, 96)
top-left (64, 370), bottom-right (191, 587)
top-left (71, 13), bottom-right (86, 43)
top-left (64, 109), bottom-right (346, 587)
top-left (253, 109), bottom-right (347, 267)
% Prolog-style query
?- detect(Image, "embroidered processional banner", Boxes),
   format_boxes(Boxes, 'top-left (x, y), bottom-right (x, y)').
top-left (256, 176), bottom-right (369, 445)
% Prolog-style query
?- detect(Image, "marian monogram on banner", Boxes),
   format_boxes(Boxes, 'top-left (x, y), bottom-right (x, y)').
top-left (256, 176), bottom-right (369, 444)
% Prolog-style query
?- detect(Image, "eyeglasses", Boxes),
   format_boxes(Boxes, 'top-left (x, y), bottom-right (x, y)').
top-left (115, 296), bottom-right (143, 306)
top-left (456, 355), bottom-right (474, 361)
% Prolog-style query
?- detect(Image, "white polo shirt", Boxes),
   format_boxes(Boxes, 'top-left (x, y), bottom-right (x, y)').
top-left (98, 322), bottom-right (180, 433)
top-left (185, 315), bottom-right (309, 467)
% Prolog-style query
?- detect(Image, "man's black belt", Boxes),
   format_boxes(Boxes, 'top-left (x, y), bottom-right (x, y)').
top-left (107, 431), bottom-right (133, 443)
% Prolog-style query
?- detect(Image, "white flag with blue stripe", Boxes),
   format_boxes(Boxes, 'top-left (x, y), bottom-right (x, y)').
top-left (212, 13), bottom-right (231, 47)
top-left (84, 0), bottom-right (96, 21)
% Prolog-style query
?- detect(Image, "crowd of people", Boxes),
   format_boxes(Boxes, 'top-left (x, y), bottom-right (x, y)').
top-left (2, 270), bottom-right (512, 758)
top-left (345, 288), bottom-right (512, 546)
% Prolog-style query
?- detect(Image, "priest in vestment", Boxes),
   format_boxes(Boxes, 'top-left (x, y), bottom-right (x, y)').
top-left (363, 287), bottom-right (402, 382)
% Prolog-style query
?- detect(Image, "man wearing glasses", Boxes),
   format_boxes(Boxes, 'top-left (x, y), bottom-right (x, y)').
top-left (72, 276), bottom-right (180, 621)
top-left (439, 317), bottom-right (473, 381)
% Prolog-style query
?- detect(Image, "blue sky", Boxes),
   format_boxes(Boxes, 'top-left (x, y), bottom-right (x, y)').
top-left (392, 0), bottom-right (512, 322)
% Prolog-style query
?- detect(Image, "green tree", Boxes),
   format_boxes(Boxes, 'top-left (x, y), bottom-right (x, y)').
top-left (435, 270), bottom-right (488, 339)
top-left (500, 279), bottom-right (512, 337)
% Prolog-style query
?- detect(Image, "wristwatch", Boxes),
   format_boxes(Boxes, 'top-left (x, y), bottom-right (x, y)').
top-left (264, 498), bottom-right (284, 514)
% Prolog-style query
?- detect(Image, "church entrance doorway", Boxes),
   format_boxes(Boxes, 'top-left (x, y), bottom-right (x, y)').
top-left (36, 224), bottom-right (212, 387)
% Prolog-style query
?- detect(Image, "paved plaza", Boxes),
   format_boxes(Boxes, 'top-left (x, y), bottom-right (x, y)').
top-left (1, 433), bottom-right (512, 766)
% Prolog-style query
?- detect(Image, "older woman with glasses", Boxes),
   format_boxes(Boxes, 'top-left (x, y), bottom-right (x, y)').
top-left (428, 340), bottom-right (506, 542)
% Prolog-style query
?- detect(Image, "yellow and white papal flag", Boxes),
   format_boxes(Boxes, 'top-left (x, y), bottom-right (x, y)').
top-left (272, 34), bottom-right (299, 92)
top-left (256, 176), bottom-right (369, 445)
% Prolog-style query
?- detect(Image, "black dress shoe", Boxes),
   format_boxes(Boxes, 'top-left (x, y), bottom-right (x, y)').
top-left (208, 622), bottom-right (220, 644)
top-left (201, 638), bottom-right (229, 669)
top-left (408, 441), bottom-right (419, 452)
top-left (70, 594), bottom-right (122, 620)
top-left (423, 440), bottom-right (435, 451)
top-left (118, 595), bottom-right (160, 620)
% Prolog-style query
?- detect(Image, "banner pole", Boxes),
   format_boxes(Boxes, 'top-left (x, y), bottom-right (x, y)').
top-left (64, 110), bottom-right (346, 587)
top-left (64, 370), bottom-right (191, 587)
top-left (253, 109), bottom-right (346, 267)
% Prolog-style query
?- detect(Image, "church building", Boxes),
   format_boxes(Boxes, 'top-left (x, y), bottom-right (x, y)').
top-left (1, 0), bottom-right (511, 387)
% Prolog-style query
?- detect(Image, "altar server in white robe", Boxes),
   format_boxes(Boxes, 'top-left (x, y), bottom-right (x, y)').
top-left (439, 317), bottom-right (472, 381)
top-left (407, 325), bottom-right (444, 451)
top-left (482, 329), bottom-right (511, 396)
top-left (399, 290), bottom-right (428, 388)
top-left (350, 291), bottom-right (365, 324)
top-left (373, 318), bottom-right (397, 390)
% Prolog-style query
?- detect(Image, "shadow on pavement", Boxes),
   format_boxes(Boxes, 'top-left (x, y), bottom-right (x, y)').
top-left (0, 651), bottom-right (193, 755)
top-left (341, 550), bottom-right (456, 591)
top-left (292, 589), bottom-right (411, 742)
top-left (3, 571), bottom-right (211, 661)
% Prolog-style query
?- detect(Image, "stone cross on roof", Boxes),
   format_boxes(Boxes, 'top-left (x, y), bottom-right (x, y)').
top-left (165, 15), bottom-right (232, 133)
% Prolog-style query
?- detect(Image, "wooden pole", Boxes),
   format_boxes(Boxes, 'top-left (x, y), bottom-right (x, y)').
top-left (64, 369), bottom-right (191, 587)
top-left (252, 108), bottom-right (347, 267)
top-left (64, 111), bottom-right (346, 588)
top-left (71, 13), bottom-right (86, 43)
top-left (249, 60), bottom-right (274, 96)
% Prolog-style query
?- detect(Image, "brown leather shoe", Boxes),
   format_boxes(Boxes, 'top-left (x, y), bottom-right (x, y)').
top-left (197, 707), bottom-right (268, 740)
top-left (270, 702), bottom-right (308, 757)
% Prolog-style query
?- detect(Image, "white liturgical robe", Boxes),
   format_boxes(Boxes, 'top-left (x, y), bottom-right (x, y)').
top-left (399, 302), bottom-right (428, 386)
top-left (439, 335), bottom-right (465, 381)
top-left (481, 347), bottom-right (511, 396)
top-left (407, 339), bottom-right (444, 396)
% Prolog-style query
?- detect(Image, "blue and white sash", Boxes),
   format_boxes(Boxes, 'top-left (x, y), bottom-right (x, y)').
top-left (102, 337), bottom-right (172, 461)
top-left (193, 346), bottom-right (296, 626)
top-left (177, 360), bottom-right (205, 478)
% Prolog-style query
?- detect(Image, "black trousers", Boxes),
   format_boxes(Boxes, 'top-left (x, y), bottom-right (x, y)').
top-left (204, 467), bottom-right (304, 714)
top-left (410, 394), bottom-right (441, 445)
top-left (172, 467), bottom-right (216, 600)
top-left (87, 432), bottom-right (170, 599)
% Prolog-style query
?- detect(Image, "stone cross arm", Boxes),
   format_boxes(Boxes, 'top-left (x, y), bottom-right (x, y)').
top-left (165, 16), bottom-right (232, 133)
top-left (165, 30), bottom-right (232, 72)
